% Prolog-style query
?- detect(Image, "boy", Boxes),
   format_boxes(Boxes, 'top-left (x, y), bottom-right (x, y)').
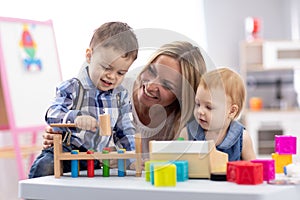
top-left (29, 22), bottom-right (139, 178)
top-left (180, 67), bottom-right (256, 161)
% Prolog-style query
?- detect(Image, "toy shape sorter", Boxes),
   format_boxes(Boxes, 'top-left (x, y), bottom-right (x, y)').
top-left (149, 140), bottom-right (228, 179)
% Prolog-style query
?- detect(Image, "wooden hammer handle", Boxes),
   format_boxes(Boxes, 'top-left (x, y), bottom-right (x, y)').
top-left (50, 123), bottom-right (76, 128)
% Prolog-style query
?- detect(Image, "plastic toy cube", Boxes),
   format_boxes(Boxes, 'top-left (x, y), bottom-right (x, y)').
top-left (227, 161), bottom-right (263, 185)
top-left (145, 160), bottom-right (167, 182)
top-left (172, 160), bottom-right (189, 182)
top-left (275, 135), bottom-right (297, 155)
top-left (153, 163), bottom-right (176, 187)
top-left (272, 153), bottom-right (292, 173)
top-left (251, 159), bottom-right (275, 181)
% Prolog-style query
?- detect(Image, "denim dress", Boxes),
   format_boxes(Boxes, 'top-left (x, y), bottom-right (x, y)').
top-left (187, 120), bottom-right (244, 161)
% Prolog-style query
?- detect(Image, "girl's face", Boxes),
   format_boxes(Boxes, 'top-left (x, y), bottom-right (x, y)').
top-left (87, 47), bottom-right (134, 91)
top-left (137, 55), bottom-right (182, 108)
top-left (194, 85), bottom-right (231, 131)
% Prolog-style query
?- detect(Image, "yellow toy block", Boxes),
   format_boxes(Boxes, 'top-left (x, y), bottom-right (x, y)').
top-left (271, 153), bottom-right (292, 173)
top-left (145, 160), bottom-right (167, 182)
top-left (153, 163), bottom-right (176, 187)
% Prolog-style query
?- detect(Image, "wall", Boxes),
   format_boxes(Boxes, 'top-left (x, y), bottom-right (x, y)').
top-left (0, 0), bottom-right (208, 80)
top-left (0, 0), bottom-right (206, 199)
top-left (203, 0), bottom-right (298, 71)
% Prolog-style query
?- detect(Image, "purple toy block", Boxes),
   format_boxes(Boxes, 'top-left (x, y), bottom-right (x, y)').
top-left (275, 135), bottom-right (297, 155)
top-left (251, 159), bottom-right (275, 181)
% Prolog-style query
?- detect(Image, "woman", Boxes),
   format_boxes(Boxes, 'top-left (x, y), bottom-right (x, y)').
top-left (43, 41), bottom-right (207, 160)
top-left (131, 41), bottom-right (206, 156)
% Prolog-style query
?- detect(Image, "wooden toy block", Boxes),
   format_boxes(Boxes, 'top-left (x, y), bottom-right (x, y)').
top-left (87, 150), bottom-right (94, 177)
top-left (275, 135), bottom-right (297, 155)
top-left (251, 159), bottom-right (275, 181)
top-left (71, 150), bottom-right (79, 178)
top-left (53, 133), bottom-right (142, 178)
top-left (152, 163), bottom-right (177, 187)
top-left (272, 153), bottom-right (292, 173)
top-left (149, 140), bottom-right (228, 179)
top-left (117, 149), bottom-right (125, 177)
top-left (227, 161), bottom-right (263, 185)
top-left (102, 149), bottom-right (110, 177)
top-left (99, 114), bottom-right (111, 136)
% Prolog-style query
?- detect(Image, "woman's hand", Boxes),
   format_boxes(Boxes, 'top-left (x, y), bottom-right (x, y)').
top-left (42, 126), bottom-right (60, 149)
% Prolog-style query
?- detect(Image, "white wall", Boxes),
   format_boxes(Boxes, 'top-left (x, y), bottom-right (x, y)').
top-left (0, 0), bottom-right (207, 80)
top-left (0, 1), bottom-right (207, 199)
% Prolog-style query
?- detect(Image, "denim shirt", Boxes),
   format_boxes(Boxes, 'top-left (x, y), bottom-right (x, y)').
top-left (187, 120), bottom-right (244, 161)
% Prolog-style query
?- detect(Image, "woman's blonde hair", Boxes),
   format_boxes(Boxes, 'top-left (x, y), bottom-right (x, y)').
top-left (134, 41), bottom-right (207, 139)
top-left (199, 67), bottom-right (246, 118)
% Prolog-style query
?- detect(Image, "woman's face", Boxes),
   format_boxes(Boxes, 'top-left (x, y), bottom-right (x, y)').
top-left (137, 55), bottom-right (182, 108)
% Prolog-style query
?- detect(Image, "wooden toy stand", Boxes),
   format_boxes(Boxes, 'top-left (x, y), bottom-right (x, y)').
top-left (149, 140), bottom-right (228, 179)
top-left (53, 133), bottom-right (142, 178)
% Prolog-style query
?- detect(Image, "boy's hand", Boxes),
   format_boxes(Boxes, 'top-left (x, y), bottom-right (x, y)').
top-left (75, 115), bottom-right (98, 132)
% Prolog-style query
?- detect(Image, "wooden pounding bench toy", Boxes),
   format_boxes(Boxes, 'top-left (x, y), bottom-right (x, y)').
top-left (50, 114), bottom-right (142, 178)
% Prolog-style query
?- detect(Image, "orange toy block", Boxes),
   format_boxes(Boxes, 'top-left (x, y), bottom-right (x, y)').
top-left (271, 153), bottom-right (292, 173)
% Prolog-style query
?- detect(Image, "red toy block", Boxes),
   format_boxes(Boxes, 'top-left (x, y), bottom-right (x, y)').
top-left (227, 161), bottom-right (263, 185)
top-left (275, 135), bottom-right (297, 155)
top-left (251, 159), bottom-right (275, 181)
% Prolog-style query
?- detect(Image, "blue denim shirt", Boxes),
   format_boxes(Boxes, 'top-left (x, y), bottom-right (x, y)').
top-left (187, 120), bottom-right (244, 161)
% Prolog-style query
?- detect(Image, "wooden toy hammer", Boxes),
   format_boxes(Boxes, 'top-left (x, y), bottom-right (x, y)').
top-left (50, 114), bottom-right (111, 136)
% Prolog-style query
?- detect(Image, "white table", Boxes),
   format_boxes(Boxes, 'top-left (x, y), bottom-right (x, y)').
top-left (19, 170), bottom-right (300, 200)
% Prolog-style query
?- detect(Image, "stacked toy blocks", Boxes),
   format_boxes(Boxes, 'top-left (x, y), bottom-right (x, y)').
top-left (145, 160), bottom-right (189, 187)
top-left (227, 161), bottom-right (263, 184)
top-left (272, 135), bottom-right (296, 173)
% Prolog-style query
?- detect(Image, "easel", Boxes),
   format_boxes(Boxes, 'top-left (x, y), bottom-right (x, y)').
top-left (0, 71), bottom-right (44, 180)
top-left (0, 17), bottom-right (62, 180)
top-left (53, 133), bottom-right (142, 178)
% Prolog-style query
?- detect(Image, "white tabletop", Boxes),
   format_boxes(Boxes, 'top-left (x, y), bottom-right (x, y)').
top-left (19, 170), bottom-right (300, 200)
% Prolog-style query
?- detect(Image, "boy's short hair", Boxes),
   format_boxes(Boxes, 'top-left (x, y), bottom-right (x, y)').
top-left (89, 22), bottom-right (138, 60)
top-left (199, 67), bottom-right (246, 118)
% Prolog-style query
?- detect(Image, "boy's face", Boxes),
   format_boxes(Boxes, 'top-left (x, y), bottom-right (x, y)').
top-left (194, 85), bottom-right (232, 131)
top-left (87, 47), bottom-right (134, 91)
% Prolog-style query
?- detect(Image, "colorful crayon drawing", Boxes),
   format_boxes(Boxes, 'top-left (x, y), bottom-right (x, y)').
top-left (19, 24), bottom-right (42, 71)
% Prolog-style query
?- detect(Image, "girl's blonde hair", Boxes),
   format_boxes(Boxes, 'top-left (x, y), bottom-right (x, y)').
top-left (199, 67), bottom-right (246, 118)
top-left (134, 41), bottom-right (207, 139)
